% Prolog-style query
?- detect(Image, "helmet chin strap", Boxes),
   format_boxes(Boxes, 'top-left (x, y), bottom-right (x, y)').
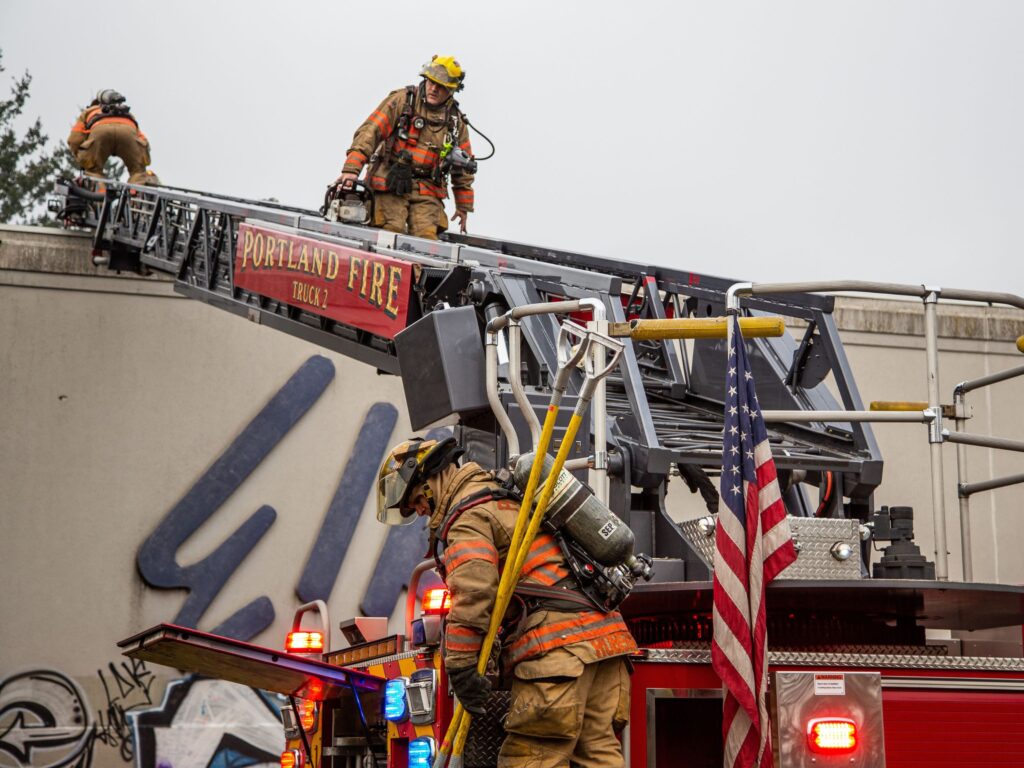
top-left (421, 482), bottom-right (437, 515)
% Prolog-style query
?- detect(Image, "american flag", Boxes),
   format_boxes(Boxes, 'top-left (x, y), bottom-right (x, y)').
top-left (712, 315), bottom-right (797, 768)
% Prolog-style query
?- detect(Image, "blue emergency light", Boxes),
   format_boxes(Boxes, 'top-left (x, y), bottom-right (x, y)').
top-left (384, 678), bottom-right (408, 721)
top-left (408, 737), bottom-right (434, 768)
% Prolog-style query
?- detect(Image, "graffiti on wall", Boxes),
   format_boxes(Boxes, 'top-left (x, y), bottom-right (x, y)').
top-left (130, 676), bottom-right (283, 768)
top-left (0, 670), bottom-right (93, 768)
top-left (93, 660), bottom-right (154, 761)
top-left (0, 664), bottom-right (282, 768)
top-left (136, 354), bottom-right (447, 641)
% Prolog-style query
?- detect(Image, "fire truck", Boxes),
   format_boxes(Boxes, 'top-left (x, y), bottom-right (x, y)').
top-left (55, 177), bottom-right (1024, 767)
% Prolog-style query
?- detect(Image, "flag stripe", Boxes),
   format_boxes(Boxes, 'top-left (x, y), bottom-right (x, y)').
top-left (712, 315), bottom-right (798, 768)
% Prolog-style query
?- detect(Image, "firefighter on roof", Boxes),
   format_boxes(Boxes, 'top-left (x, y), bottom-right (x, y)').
top-left (336, 56), bottom-right (476, 240)
top-left (67, 90), bottom-right (159, 185)
top-left (377, 437), bottom-right (636, 767)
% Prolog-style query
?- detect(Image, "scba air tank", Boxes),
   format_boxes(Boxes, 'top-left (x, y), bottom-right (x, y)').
top-left (513, 452), bottom-right (634, 567)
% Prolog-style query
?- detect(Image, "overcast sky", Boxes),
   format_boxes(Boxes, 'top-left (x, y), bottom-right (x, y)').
top-left (4, 1), bottom-right (1023, 296)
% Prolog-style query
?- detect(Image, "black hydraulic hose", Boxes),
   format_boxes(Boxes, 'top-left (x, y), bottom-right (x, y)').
top-left (464, 116), bottom-right (495, 160)
top-left (64, 180), bottom-right (105, 201)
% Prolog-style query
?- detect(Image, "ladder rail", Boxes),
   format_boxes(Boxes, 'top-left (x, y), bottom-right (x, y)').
top-left (63, 178), bottom-right (883, 510)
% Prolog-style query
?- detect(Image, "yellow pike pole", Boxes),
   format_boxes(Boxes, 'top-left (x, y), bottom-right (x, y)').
top-left (607, 315), bottom-right (785, 340)
top-left (434, 324), bottom-right (593, 768)
top-left (446, 329), bottom-right (623, 768)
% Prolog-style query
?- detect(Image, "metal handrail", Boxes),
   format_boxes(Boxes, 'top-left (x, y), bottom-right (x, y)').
top-left (727, 280), bottom-right (1024, 581)
top-left (762, 410), bottom-right (935, 423)
top-left (955, 363), bottom-right (1024, 395)
top-left (951, 361), bottom-right (1024, 581)
top-left (726, 280), bottom-right (1024, 312)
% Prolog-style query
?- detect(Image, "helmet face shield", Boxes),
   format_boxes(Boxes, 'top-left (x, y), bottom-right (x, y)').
top-left (376, 439), bottom-right (433, 525)
top-left (375, 437), bottom-right (463, 525)
top-left (377, 461), bottom-right (417, 525)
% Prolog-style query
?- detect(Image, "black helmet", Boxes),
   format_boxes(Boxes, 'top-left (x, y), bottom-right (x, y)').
top-left (96, 89), bottom-right (126, 106)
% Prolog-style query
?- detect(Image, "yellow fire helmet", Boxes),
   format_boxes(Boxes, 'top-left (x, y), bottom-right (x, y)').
top-left (376, 437), bottom-right (463, 525)
top-left (420, 55), bottom-right (465, 91)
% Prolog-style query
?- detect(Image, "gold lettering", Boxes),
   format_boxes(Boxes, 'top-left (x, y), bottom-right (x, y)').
top-left (361, 257), bottom-right (373, 298)
top-left (299, 247), bottom-right (311, 274)
top-left (291, 280), bottom-right (325, 309)
top-left (385, 266), bottom-right (402, 318)
top-left (283, 240), bottom-right (293, 269)
top-left (265, 235), bottom-right (277, 268)
top-left (326, 250), bottom-right (339, 281)
top-left (370, 261), bottom-right (386, 307)
top-left (253, 233), bottom-right (264, 267)
top-left (348, 256), bottom-right (362, 292)
top-left (241, 229), bottom-right (254, 270)
top-left (312, 247), bottom-right (324, 277)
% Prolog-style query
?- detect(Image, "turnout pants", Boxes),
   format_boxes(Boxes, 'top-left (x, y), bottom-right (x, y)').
top-left (75, 123), bottom-right (155, 184)
top-left (372, 191), bottom-right (447, 240)
top-left (498, 653), bottom-right (631, 768)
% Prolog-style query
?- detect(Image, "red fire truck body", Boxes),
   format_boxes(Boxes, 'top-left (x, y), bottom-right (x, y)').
top-left (121, 574), bottom-right (1024, 768)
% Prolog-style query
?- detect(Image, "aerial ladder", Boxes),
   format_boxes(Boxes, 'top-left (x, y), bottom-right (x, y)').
top-left (54, 177), bottom-right (881, 556)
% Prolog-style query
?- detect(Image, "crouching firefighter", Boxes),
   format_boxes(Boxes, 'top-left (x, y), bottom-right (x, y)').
top-left (376, 438), bottom-right (637, 768)
top-left (67, 89), bottom-right (160, 185)
top-left (334, 56), bottom-right (478, 239)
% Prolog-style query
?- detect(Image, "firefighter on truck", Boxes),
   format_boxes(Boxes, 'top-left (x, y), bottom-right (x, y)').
top-left (376, 437), bottom-right (636, 768)
top-left (335, 56), bottom-right (477, 240)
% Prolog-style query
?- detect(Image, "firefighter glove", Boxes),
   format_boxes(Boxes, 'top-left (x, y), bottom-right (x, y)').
top-left (385, 151), bottom-right (413, 195)
top-left (447, 665), bottom-right (491, 715)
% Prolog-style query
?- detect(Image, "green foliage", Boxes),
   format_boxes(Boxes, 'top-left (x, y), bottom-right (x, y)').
top-left (0, 49), bottom-right (64, 224)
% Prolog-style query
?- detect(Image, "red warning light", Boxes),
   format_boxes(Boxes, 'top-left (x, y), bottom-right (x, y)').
top-left (280, 749), bottom-right (304, 768)
top-left (423, 588), bottom-right (452, 614)
top-left (304, 678), bottom-right (325, 701)
top-left (286, 631), bottom-right (324, 652)
top-left (807, 717), bottom-right (857, 754)
top-left (299, 699), bottom-right (317, 731)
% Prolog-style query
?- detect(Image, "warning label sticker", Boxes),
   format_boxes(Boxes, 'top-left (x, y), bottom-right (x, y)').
top-left (814, 674), bottom-right (846, 696)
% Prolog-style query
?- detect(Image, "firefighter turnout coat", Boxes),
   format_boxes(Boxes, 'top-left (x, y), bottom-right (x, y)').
top-left (342, 86), bottom-right (475, 214)
top-left (431, 463), bottom-right (636, 672)
top-left (67, 105), bottom-right (155, 184)
top-left (430, 463), bottom-right (635, 765)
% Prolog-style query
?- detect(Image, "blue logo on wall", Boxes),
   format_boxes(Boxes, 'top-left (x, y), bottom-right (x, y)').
top-left (136, 354), bottom-right (443, 641)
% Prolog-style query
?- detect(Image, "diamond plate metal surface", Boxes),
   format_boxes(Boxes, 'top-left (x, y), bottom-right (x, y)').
top-left (642, 646), bottom-right (1024, 672)
top-left (678, 515), bottom-right (862, 579)
top-left (464, 690), bottom-right (511, 767)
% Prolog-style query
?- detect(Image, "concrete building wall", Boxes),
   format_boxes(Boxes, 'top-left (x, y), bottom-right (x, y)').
top-left (1, 225), bottom-right (1022, 768)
